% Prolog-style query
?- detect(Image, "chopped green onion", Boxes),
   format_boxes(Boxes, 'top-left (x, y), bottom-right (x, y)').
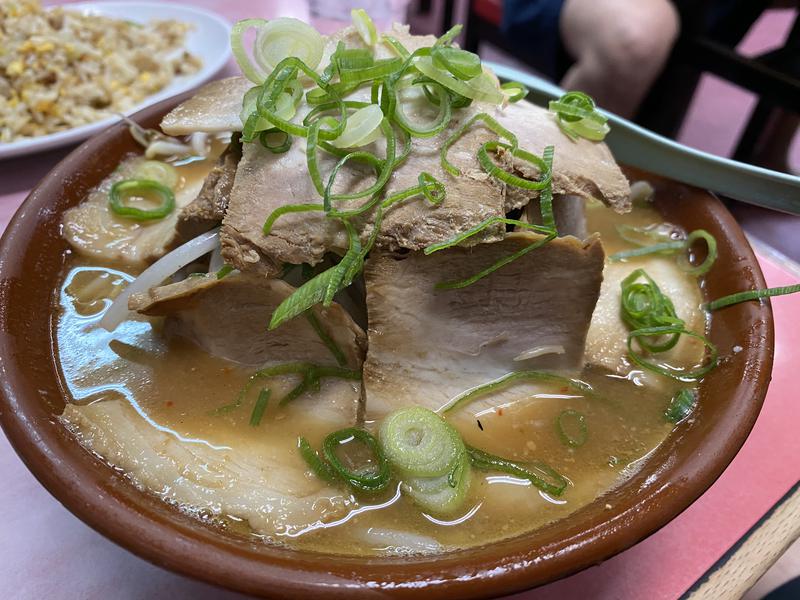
top-left (230, 18), bottom-right (269, 83)
top-left (339, 58), bottom-right (404, 87)
top-left (351, 8), bottom-right (379, 46)
top-left (335, 47), bottom-right (374, 71)
top-left (500, 81), bottom-right (528, 103)
top-left (263, 203), bottom-right (324, 236)
top-left (548, 91), bottom-right (610, 141)
top-left (392, 79), bottom-right (452, 138)
top-left (431, 46), bottom-right (482, 80)
top-left (382, 172), bottom-right (446, 210)
top-left (269, 234), bottom-right (359, 328)
top-left (434, 24), bottom-right (463, 47)
top-left (415, 56), bottom-right (503, 104)
top-left (254, 18), bottom-right (325, 71)
top-left (108, 179), bottom-right (175, 221)
top-left (331, 104), bottom-right (384, 148)
top-left (424, 217), bottom-right (550, 255)
top-left (259, 128), bottom-right (292, 153)
top-left (467, 445), bottom-right (568, 497)
top-left (627, 326), bottom-right (718, 381)
top-left (442, 370), bottom-right (592, 414)
top-left (323, 119), bottom-right (396, 214)
top-left (706, 284), bottom-right (800, 311)
top-left (323, 428), bottom-right (391, 493)
top-left (403, 451), bottom-right (471, 515)
top-left (679, 229), bottom-right (718, 276)
top-left (620, 269), bottom-right (683, 352)
top-left (665, 388), bottom-right (697, 423)
top-left (610, 229), bottom-right (718, 276)
top-left (539, 145), bottom-right (555, 230)
top-left (382, 35), bottom-right (410, 58)
top-left (215, 362), bottom-right (360, 414)
top-left (216, 265), bottom-right (234, 279)
top-left (131, 160), bottom-right (178, 189)
top-left (440, 112), bottom-right (517, 177)
top-left (298, 436), bottom-right (339, 483)
top-left (609, 240), bottom-right (687, 261)
top-left (306, 311), bottom-right (348, 367)
top-left (424, 217), bottom-right (555, 290)
top-left (477, 141), bottom-right (551, 191)
top-left (379, 407), bottom-right (464, 478)
top-left (555, 409), bottom-right (588, 447)
top-left (249, 388), bottom-right (270, 426)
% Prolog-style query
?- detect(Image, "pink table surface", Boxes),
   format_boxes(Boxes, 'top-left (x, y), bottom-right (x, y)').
top-left (2, 2), bottom-right (800, 599)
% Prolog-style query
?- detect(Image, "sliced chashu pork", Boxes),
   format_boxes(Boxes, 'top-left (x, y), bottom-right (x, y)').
top-left (129, 271), bottom-right (365, 371)
top-left (61, 396), bottom-right (358, 538)
top-left (362, 232), bottom-right (604, 421)
top-left (161, 76), bottom-right (253, 136)
top-left (175, 135), bottom-right (242, 241)
top-left (62, 155), bottom-right (205, 266)
top-left (160, 25), bottom-right (629, 275)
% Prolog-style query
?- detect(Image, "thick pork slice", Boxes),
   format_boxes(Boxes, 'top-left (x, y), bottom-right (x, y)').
top-left (160, 76), bottom-right (253, 136)
top-left (220, 101), bottom-right (508, 274)
top-left (130, 272), bottom-right (366, 372)
top-left (362, 232), bottom-right (605, 420)
top-left (62, 398), bottom-right (358, 538)
top-left (176, 135), bottom-right (242, 241)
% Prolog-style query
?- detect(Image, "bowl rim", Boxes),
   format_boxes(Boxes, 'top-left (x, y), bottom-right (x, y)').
top-left (0, 95), bottom-right (774, 599)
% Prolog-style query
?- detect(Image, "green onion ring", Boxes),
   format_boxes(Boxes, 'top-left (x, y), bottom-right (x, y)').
top-left (665, 388), bottom-right (697, 423)
top-left (259, 128), bottom-right (292, 153)
top-left (323, 119), bottom-right (396, 211)
top-left (298, 436), bottom-right (339, 484)
top-left (500, 81), bottom-right (528, 102)
top-left (323, 428), bottom-right (391, 493)
top-left (467, 445), bottom-right (569, 497)
top-left (379, 406), bottom-right (463, 478)
top-left (108, 179), bottom-right (175, 221)
top-left (627, 326), bottom-right (718, 381)
top-left (477, 141), bottom-right (551, 191)
top-left (620, 269), bottom-right (684, 353)
top-left (610, 229), bottom-right (717, 276)
top-left (679, 229), bottom-right (718, 276)
top-left (442, 370), bottom-right (592, 414)
top-left (440, 112), bottom-right (518, 177)
top-left (392, 79), bottom-right (452, 138)
top-left (555, 409), bottom-right (588, 447)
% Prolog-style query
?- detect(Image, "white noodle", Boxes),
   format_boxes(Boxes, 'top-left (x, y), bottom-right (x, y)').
top-left (513, 344), bottom-right (565, 362)
top-left (145, 140), bottom-right (193, 159)
top-left (190, 132), bottom-right (209, 156)
top-left (208, 243), bottom-right (224, 273)
top-left (99, 228), bottom-right (220, 331)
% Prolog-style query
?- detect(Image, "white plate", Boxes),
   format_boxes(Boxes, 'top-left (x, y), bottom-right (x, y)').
top-left (0, 1), bottom-right (231, 160)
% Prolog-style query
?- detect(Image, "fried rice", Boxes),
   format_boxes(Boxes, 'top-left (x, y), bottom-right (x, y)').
top-left (0, 0), bottom-right (202, 142)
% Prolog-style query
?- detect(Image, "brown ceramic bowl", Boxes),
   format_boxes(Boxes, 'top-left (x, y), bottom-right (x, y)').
top-left (0, 96), bottom-right (773, 599)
